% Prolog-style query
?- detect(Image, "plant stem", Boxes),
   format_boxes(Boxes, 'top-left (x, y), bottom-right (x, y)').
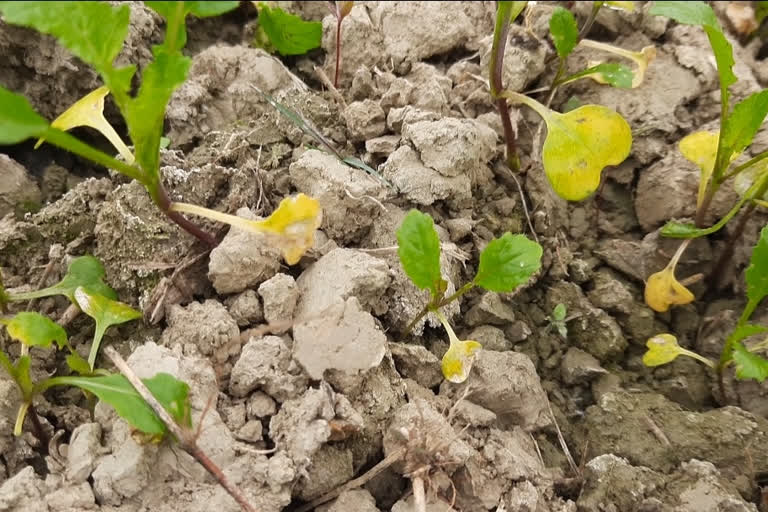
top-left (498, 90), bottom-right (552, 122)
top-left (334, 14), bottom-right (343, 88)
top-left (720, 149), bottom-right (768, 182)
top-left (155, 188), bottom-right (218, 246)
top-left (578, 1), bottom-right (603, 39)
top-left (402, 282), bottom-right (475, 337)
top-left (27, 403), bottom-right (49, 450)
top-left (104, 347), bottom-right (258, 512)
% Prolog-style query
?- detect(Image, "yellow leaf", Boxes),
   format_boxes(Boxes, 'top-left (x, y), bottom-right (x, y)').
top-left (542, 105), bottom-right (632, 201)
top-left (644, 267), bottom-right (694, 313)
top-left (579, 40), bottom-right (656, 88)
top-left (679, 131), bottom-right (719, 208)
top-left (441, 339), bottom-right (483, 384)
top-left (605, 1), bottom-right (635, 11)
top-left (642, 334), bottom-right (683, 366)
top-left (35, 86), bottom-right (134, 164)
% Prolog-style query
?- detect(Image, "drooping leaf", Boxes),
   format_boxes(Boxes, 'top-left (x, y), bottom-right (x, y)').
top-left (0, 87), bottom-right (51, 144)
top-left (43, 373), bottom-right (190, 435)
top-left (473, 233), bottom-right (542, 292)
top-left (720, 90), bottom-right (768, 171)
top-left (541, 105), bottom-right (632, 201)
top-left (732, 342), bottom-right (768, 381)
top-left (722, 323), bottom-right (768, 363)
top-left (644, 265), bottom-right (694, 313)
top-left (0, 312), bottom-right (67, 350)
top-left (742, 226), bottom-right (768, 322)
top-left (577, 40), bottom-right (656, 88)
top-left (649, 1), bottom-right (719, 28)
top-left (257, 3), bottom-right (322, 56)
top-left (679, 130), bottom-right (719, 208)
top-left (0, 1), bottom-right (130, 82)
top-left (74, 287), bottom-right (141, 370)
top-left (549, 7), bottom-right (579, 59)
top-left (396, 210), bottom-right (443, 298)
top-left (442, 339), bottom-right (483, 384)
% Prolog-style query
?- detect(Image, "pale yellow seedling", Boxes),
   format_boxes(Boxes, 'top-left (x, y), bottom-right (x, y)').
top-left (435, 310), bottom-right (482, 384)
top-left (171, 194), bottom-right (322, 265)
top-left (35, 86), bottom-right (134, 164)
top-left (644, 239), bottom-right (695, 313)
top-left (643, 333), bottom-right (714, 368)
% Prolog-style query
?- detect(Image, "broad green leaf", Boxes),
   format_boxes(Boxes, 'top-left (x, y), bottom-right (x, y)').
top-left (397, 210), bottom-right (443, 298)
top-left (541, 105), bottom-right (632, 201)
top-left (552, 303), bottom-right (567, 322)
top-left (732, 342), bottom-right (768, 381)
top-left (742, 226), bottom-right (768, 322)
top-left (549, 7), bottom-right (579, 59)
top-left (649, 1), bottom-right (719, 27)
top-left (10, 255), bottom-right (116, 303)
top-left (74, 287), bottom-right (141, 370)
top-left (584, 62), bottom-right (634, 89)
top-left (0, 2), bottom-right (130, 81)
top-left (679, 130), bottom-right (719, 208)
top-left (43, 373), bottom-right (190, 435)
top-left (703, 25), bottom-right (737, 101)
top-left (257, 3), bottom-right (322, 56)
top-left (722, 323), bottom-right (767, 362)
top-left (0, 88), bottom-right (51, 144)
top-left (0, 312), bottom-right (67, 350)
top-left (473, 233), bottom-right (542, 292)
top-left (720, 90), bottom-right (768, 170)
top-left (642, 333), bottom-right (714, 368)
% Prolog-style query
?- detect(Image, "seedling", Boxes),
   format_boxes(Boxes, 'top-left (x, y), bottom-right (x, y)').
top-left (641, 1), bottom-right (768, 309)
top-left (643, 226), bottom-right (768, 388)
top-left (253, 2), bottom-right (322, 56)
top-left (328, 1), bottom-right (354, 87)
top-left (397, 210), bottom-right (542, 383)
top-left (490, 2), bottom-right (636, 201)
top-left (0, 1), bottom-right (241, 245)
top-left (548, 303), bottom-right (569, 339)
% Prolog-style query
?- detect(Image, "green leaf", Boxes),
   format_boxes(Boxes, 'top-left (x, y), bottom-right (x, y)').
top-left (720, 90), bottom-right (768, 169)
top-left (649, 1), bottom-right (719, 27)
top-left (185, 1), bottom-right (240, 17)
top-left (66, 353), bottom-right (93, 376)
top-left (549, 7), bottom-right (579, 59)
top-left (0, 312), bottom-right (67, 350)
top-left (742, 226), bottom-right (768, 322)
top-left (0, 1), bottom-right (130, 81)
top-left (0, 88), bottom-right (50, 144)
top-left (10, 255), bottom-right (116, 303)
top-left (397, 210), bottom-right (443, 298)
top-left (474, 233), bottom-right (542, 292)
top-left (732, 342), bottom-right (768, 382)
top-left (587, 62), bottom-right (635, 89)
top-left (73, 287), bottom-right (141, 370)
top-left (43, 373), bottom-right (190, 435)
top-left (0, 353), bottom-right (33, 398)
top-left (257, 3), bottom-right (322, 56)
top-left (552, 303), bottom-right (567, 322)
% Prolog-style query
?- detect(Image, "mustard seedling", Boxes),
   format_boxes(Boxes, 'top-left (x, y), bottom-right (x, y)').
top-left (253, 2), bottom-right (322, 56)
top-left (0, 1), bottom-right (241, 245)
top-left (397, 210), bottom-right (542, 383)
top-left (639, 1), bottom-right (768, 308)
top-left (644, 225), bottom-right (768, 386)
top-left (329, 1), bottom-right (354, 88)
top-left (491, 2), bottom-right (635, 201)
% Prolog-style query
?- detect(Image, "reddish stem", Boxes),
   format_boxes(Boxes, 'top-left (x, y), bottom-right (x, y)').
top-left (491, 11), bottom-right (520, 171)
top-left (334, 16), bottom-right (343, 88)
top-left (155, 185), bottom-right (218, 247)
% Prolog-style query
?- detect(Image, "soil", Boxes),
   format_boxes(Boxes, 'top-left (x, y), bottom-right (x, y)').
top-left (1, 1), bottom-right (768, 511)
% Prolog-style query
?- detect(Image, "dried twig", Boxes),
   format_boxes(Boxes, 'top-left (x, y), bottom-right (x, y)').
top-left (412, 475), bottom-right (427, 512)
top-left (104, 347), bottom-right (258, 512)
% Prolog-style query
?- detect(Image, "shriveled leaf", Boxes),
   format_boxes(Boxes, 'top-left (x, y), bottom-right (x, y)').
top-left (742, 226), bottom-right (768, 322)
top-left (0, 312), bottom-right (67, 350)
top-left (255, 194), bottom-right (323, 265)
top-left (74, 287), bottom-right (141, 369)
top-left (474, 233), bottom-right (542, 292)
top-left (46, 373), bottom-right (190, 435)
top-left (720, 90), bottom-right (768, 169)
top-left (644, 265), bottom-right (694, 312)
top-left (257, 3), bottom-right (322, 56)
top-left (0, 87), bottom-right (50, 144)
top-left (549, 7), bottom-right (579, 59)
top-left (441, 340), bottom-right (482, 384)
top-left (732, 342), bottom-right (768, 382)
top-left (722, 323), bottom-right (768, 362)
top-left (649, 1), bottom-right (719, 27)
top-left (679, 130), bottom-right (719, 208)
top-left (642, 334), bottom-right (684, 366)
top-left (578, 40), bottom-right (656, 88)
top-left (397, 210), bottom-right (443, 297)
top-left (0, 2), bottom-right (130, 81)
top-left (542, 105), bottom-right (632, 201)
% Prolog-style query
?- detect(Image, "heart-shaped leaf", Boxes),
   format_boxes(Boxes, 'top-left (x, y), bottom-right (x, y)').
top-left (643, 333), bottom-right (714, 369)
top-left (8, 255), bottom-right (116, 304)
top-left (397, 210), bottom-right (444, 299)
top-left (474, 233), bottom-right (542, 292)
top-left (679, 130), bottom-right (719, 208)
top-left (74, 287), bottom-right (141, 370)
top-left (732, 342), bottom-right (768, 382)
top-left (0, 312), bottom-right (67, 350)
top-left (441, 339), bottom-right (483, 384)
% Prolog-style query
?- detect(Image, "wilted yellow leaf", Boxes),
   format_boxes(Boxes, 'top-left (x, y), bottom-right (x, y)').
top-left (442, 339), bottom-right (483, 384)
top-left (644, 267), bottom-right (694, 313)
top-left (643, 333), bottom-right (714, 368)
top-left (580, 40), bottom-right (656, 88)
top-left (35, 86), bottom-right (134, 164)
top-left (542, 105), bottom-right (632, 201)
top-left (679, 131), bottom-right (719, 208)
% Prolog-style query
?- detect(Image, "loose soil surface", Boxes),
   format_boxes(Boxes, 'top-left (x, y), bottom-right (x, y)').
top-left (1, 2), bottom-right (768, 511)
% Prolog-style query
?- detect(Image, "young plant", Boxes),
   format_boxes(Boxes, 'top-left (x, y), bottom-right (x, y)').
top-left (253, 2), bottom-right (322, 56)
top-left (397, 210), bottom-right (542, 383)
top-left (0, 1), bottom-right (241, 245)
top-left (548, 303), bottom-right (569, 339)
top-left (643, 226), bottom-right (768, 388)
top-left (328, 1), bottom-right (354, 88)
top-left (641, 1), bottom-right (768, 309)
top-left (490, 2), bottom-right (636, 201)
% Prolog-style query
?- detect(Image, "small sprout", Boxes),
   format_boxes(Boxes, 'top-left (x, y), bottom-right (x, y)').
top-left (254, 2), bottom-right (322, 56)
top-left (642, 333), bottom-right (714, 368)
top-left (35, 86), bottom-right (134, 164)
top-left (644, 240), bottom-right (695, 313)
top-left (329, 1), bottom-right (354, 88)
top-left (679, 130), bottom-right (719, 208)
top-left (74, 287), bottom-right (142, 370)
top-left (549, 7), bottom-right (579, 59)
top-left (436, 311), bottom-right (482, 384)
top-left (579, 39), bottom-right (656, 88)
top-left (500, 91), bottom-right (632, 201)
top-left (549, 303), bottom-right (568, 339)
top-left (171, 193), bottom-right (322, 265)
top-left (0, 312), bottom-right (68, 350)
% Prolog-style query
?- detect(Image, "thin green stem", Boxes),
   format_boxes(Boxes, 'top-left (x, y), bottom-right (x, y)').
top-left (498, 90), bottom-right (552, 122)
top-left (14, 401), bottom-right (30, 436)
top-left (679, 347), bottom-right (716, 369)
top-left (438, 282), bottom-right (475, 308)
top-left (433, 309), bottom-right (458, 345)
top-left (720, 150), bottom-right (768, 182)
top-left (87, 325), bottom-right (107, 371)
